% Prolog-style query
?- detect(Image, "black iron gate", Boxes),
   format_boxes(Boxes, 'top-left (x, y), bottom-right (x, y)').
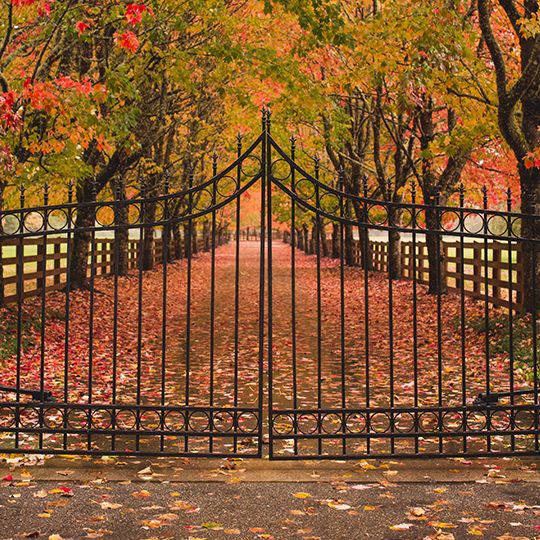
top-left (0, 110), bottom-right (539, 459)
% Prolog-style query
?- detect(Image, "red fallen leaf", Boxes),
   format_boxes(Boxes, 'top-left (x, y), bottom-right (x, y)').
top-left (2, 474), bottom-right (13, 481)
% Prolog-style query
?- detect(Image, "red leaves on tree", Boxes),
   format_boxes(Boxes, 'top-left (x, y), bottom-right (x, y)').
top-left (115, 31), bottom-right (140, 53)
top-left (0, 91), bottom-right (20, 130)
top-left (125, 4), bottom-right (154, 26)
top-left (75, 21), bottom-right (91, 34)
top-left (11, 0), bottom-right (38, 6)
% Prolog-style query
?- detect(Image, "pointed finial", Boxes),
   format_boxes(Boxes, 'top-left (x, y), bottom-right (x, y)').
top-left (434, 184), bottom-right (441, 206)
top-left (91, 175), bottom-right (97, 201)
top-left (237, 132), bottom-right (243, 149)
top-left (43, 182), bottom-right (49, 205)
top-left (411, 181), bottom-right (416, 203)
top-left (338, 165), bottom-right (344, 190)
top-left (362, 174), bottom-right (368, 198)
top-left (212, 152), bottom-right (218, 176)
top-left (506, 186), bottom-right (512, 212)
top-left (482, 185), bottom-right (488, 209)
top-left (459, 182), bottom-right (465, 207)
top-left (386, 178), bottom-right (392, 201)
top-left (19, 183), bottom-right (26, 207)
top-left (163, 169), bottom-right (170, 195)
top-left (188, 162), bottom-right (194, 188)
top-left (68, 179), bottom-right (74, 203)
top-left (313, 154), bottom-right (320, 177)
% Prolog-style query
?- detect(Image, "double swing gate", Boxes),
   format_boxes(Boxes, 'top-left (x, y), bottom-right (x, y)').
top-left (1, 111), bottom-right (540, 459)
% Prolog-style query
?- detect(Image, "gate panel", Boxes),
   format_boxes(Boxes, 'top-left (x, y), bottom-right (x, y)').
top-left (0, 136), bottom-right (265, 457)
top-left (267, 130), bottom-right (540, 459)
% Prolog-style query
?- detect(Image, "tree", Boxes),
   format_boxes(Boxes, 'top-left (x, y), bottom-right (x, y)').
top-left (478, 0), bottom-right (540, 312)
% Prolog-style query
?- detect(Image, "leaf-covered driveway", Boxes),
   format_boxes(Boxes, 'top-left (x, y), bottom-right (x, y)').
top-left (0, 239), bottom-right (526, 454)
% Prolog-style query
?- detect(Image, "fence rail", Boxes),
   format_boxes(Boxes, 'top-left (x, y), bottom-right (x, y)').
top-left (285, 232), bottom-right (523, 311)
top-left (0, 230), bottom-right (228, 305)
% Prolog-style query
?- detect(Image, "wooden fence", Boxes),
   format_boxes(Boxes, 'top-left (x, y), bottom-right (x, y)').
top-left (286, 232), bottom-right (523, 311)
top-left (0, 230), bottom-right (228, 305)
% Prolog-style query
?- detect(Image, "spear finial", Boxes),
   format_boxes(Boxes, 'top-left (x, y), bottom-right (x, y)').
top-left (68, 179), bottom-right (74, 203)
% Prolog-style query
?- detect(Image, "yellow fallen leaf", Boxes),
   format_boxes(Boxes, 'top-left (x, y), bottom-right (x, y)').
top-left (292, 492), bottom-right (312, 499)
top-left (429, 521), bottom-right (456, 529)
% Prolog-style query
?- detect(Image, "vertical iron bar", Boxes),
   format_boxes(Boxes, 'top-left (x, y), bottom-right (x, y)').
top-left (39, 183), bottom-right (49, 451)
top-left (506, 188), bottom-right (515, 452)
top-left (15, 185), bottom-right (25, 450)
top-left (87, 180), bottom-right (97, 452)
top-left (184, 166), bottom-right (194, 453)
top-left (290, 136), bottom-right (298, 456)
top-left (111, 180), bottom-right (121, 452)
top-left (233, 135), bottom-right (242, 454)
top-left (209, 154), bottom-right (218, 454)
top-left (135, 177), bottom-right (145, 452)
top-left (362, 177), bottom-right (371, 454)
top-left (63, 182), bottom-right (74, 451)
top-left (411, 184), bottom-right (419, 454)
top-left (458, 184), bottom-right (467, 454)
top-left (338, 168), bottom-right (346, 455)
top-left (260, 109), bottom-right (268, 458)
top-left (532, 237), bottom-right (538, 452)
top-left (435, 188), bottom-right (443, 454)
top-left (314, 157), bottom-right (322, 456)
top-left (387, 180), bottom-right (395, 455)
top-left (482, 187), bottom-right (491, 453)
top-left (160, 172), bottom-right (170, 452)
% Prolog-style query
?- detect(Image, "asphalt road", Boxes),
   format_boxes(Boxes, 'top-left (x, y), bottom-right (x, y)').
top-left (1, 481), bottom-right (540, 540)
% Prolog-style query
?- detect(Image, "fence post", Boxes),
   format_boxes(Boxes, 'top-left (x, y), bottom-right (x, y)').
top-left (54, 242), bottom-right (62, 286)
top-left (473, 245), bottom-right (482, 297)
top-left (37, 242), bottom-right (45, 291)
top-left (492, 242), bottom-right (501, 302)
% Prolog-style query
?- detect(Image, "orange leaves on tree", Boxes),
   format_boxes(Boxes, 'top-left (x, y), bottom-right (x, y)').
top-left (115, 31), bottom-right (140, 53)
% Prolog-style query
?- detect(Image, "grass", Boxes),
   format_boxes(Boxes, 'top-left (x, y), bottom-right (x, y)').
top-left (0, 309), bottom-right (39, 359)
top-left (464, 313), bottom-right (538, 382)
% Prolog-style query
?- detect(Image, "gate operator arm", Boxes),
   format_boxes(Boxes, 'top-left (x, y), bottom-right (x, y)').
top-left (0, 385), bottom-right (54, 402)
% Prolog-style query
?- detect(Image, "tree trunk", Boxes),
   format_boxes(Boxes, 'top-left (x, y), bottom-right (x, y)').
top-left (344, 223), bottom-right (355, 266)
top-left (183, 224), bottom-right (191, 258)
top-left (70, 182), bottom-right (95, 290)
top-left (320, 222), bottom-right (329, 257)
top-left (113, 177), bottom-right (129, 276)
top-left (425, 205), bottom-right (447, 295)
top-left (519, 162), bottom-right (540, 312)
top-left (172, 223), bottom-right (183, 260)
top-left (332, 223), bottom-right (339, 258)
top-left (192, 227), bottom-right (198, 255)
top-left (203, 221), bottom-right (210, 251)
top-left (296, 227), bottom-right (303, 251)
top-left (302, 224), bottom-right (309, 254)
top-left (387, 203), bottom-right (403, 280)
top-left (142, 200), bottom-right (156, 271)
